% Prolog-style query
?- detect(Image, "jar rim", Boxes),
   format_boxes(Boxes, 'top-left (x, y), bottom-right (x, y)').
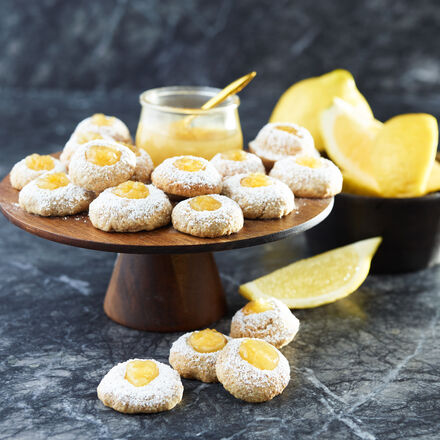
top-left (139, 86), bottom-right (240, 115)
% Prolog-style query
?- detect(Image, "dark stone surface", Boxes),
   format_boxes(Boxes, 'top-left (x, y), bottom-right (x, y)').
top-left (0, 88), bottom-right (440, 440)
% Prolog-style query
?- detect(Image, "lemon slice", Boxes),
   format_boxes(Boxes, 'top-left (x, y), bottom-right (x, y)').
top-left (239, 237), bottom-right (382, 308)
top-left (426, 160), bottom-right (440, 194)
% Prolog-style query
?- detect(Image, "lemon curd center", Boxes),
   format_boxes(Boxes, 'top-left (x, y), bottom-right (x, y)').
top-left (37, 172), bottom-right (69, 190)
top-left (174, 157), bottom-right (206, 172)
top-left (125, 360), bottom-right (159, 387)
top-left (188, 329), bottom-right (227, 353)
top-left (221, 149), bottom-right (247, 161)
top-left (276, 125), bottom-right (299, 136)
top-left (242, 299), bottom-right (274, 315)
top-left (76, 131), bottom-right (104, 144)
top-left (25, 154), bottom-right (55, 171)
top-left (113, 181), bottom-right (149, 199)
top-left (86, 145), bottom-right (121, 166)
top-left (239, 339), bottom-right (279, 370)
top-left (91, 113), bottom-right (115, 126)
top-left (296, 156), bottom-right (322, 169)
top-left (190, 195), bottom-right (222, 212)
top-left (240, 173), bottom-right (272, 188)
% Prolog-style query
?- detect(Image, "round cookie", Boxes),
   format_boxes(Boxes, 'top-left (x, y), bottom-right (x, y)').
top-left (230, 298), bottom-right (300, 349)
top-left (210, 149), bottom-right (265, 178)
top-left (249, 122), bottom-right (319, 169)
top-left (117, 142), bottom-right (154, 184)
top-left (19, 171), bottom-right (94, 216)
top-left (89, 181), bottom-right (172, 232)
top-left (69, 140), bottom-right (136, 192)
top-left (216, 338), bottom-right (290, 403)
top-left (151, 155), bottom-right (222, 198)
top-left (97, 359), bottom-right (183, 414)
top-left (270, 155), bottom-right (343, 198)
top-left (10, 154), bottom-right (66, 190)
top-left (75, 113), bottom-right (132, 143)
top-left (169, 329), bottom-right (229, 383)
top-left (222, 172), bottom-right (294, 219)
top-left (172, 194), bottom-right (243, 238)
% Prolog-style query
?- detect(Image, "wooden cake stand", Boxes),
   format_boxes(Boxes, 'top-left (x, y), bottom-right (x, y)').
top-left (0, 166), bottom-right (333, 332)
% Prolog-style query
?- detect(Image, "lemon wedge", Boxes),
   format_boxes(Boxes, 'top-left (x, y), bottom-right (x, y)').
top-left (239, 237), bottom-right (382, 308)
top-left (270, 69), bottom-right (373, 151)
top-left (426, 160), bottom-right (440, 194)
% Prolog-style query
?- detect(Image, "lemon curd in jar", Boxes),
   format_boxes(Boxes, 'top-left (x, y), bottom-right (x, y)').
top-left (136, 86), bottom-right (243, 165)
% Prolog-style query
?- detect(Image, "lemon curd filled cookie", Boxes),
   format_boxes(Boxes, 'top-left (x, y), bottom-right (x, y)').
top-left (118, 142), bottom-right (154, 183)
top-left (230, 298), bottom-right (300, 349)
top-left (210, 149), bottom-right (265, 178)
top-left (216, 338), bottom-right (290, 403)
top-left (151, 155), bottom-right (222, 198)
top-left (89, 181), bottom-right (172, 232)
top-left (10, 153), bottom-right (66, 190)
top-left (249, 122), bottom-right (319, 169)
top-left (222, 172), bottom-right (294, 219)
top-left (169, 329), bottom-right (229, 383)
top-left (172, 194), bottom-right (243, 238)
top-left (19, 171), bottom-right (94, 216)
top-left (270, 155), bottom-right (343, 198)
top-left (69, 140), bottom-right (136, 192)
top-left (74, 113), bottom-right (132, 143)
top-left (97, 359), bottom-right (183, 414)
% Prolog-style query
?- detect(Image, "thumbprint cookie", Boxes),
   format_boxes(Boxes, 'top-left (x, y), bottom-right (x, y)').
top-left (74, 113), bottom-right (132, 143)
top-left (222, 173), bottom-right (294, 219)
top-left (249, 122), bottom-right (319, 169)
top-left (151, 155), bottom-right (222, 198)
top-left (216, 338), bottom-right (290, 403)
top-left (118, 142), bottom-right (154, 183)
top-left (210, 149), bottom-right (265, 178)
top-left (97, 359), bottom-right (183, 414)
top-left (19, 171), bottom-right (94, 216)
top-left (230, 298), bottom-right (300, 349)
top-left (10, 153), bottom-right (66, 190)
top-left (169, 329), bottom-right (229, 383)
top-left (172, 194), bottom-right (243, 238)
top-left (69, 140), bottom-right (136, 192)
top-left (270, 155), bottom-right (343, 198)
top-left (89, 181), bottom-right (172, 232)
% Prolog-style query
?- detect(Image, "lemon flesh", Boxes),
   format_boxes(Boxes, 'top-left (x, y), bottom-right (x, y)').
top-left (270, 69), bottom-right (373, 151)
top-left (426, 161), bottom-right (440, 194)
top-left (239, 237), bottom-right (382, 308)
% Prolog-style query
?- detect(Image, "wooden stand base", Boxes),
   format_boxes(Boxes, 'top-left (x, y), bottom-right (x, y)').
top-left (103, 253), bottom-right (227, 332)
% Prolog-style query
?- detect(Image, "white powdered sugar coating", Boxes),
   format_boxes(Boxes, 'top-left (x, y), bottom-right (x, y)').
top-left (18, 172), bottom-right (95, 216)
top-left (216, 338), bottom-right (290, 402)
top-left (132, 148), bottom-right (154, 183)
top-left (270, 156), bottom-right (343, 198)
top-left (97, 359), bottom-right (183, 413)
top-left (68, 140), bottom-right (136, 192)
top-left (171, 194), bottom-right (244, 237)
top-left (230, 298), bottom-right (300, 348)
top-left (151, 155), bottom-right (222, 197)
top-left (89, 184), bottom-right (172, 232)
top-left (75, 115), bottom-right (132, 143)
top-left (221, 173), bottom-right (295, 219)
top-left (210, 151), bottom-right (265, 178)
top-left (9, 156), bottom-right (66, 190)
top-left (249, 122), bottom-right (319, 162)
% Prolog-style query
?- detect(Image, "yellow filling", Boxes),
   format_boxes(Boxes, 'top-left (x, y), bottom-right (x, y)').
top-left (242, 299), bottom-right (274, 315)
top-left (295, 156), bottom-right (322, 169)
top-left (76, 131), bottom-right (104, 144)
top-left (190, 195), bottom-right (222, 212)
top-left (86, 145), bottom-right (121, 166)
top-left (113, 181), bottom-right (149, 199)
top-left (37, 172), bottom-right (69, 190)
top-left (25, 154), bottom-right (55, 171)
top-left (240, 173), bottom-right (272, 188)
top-left (221, 149), bottom-right (247, 161)
top-left (188, 329), bottom-right (227, 353)
top-left (91, 113), bottom-right (115, 126)
top-left (239, 339), bottom-right (279, 370)
top-left (125, 360), bottom-right (159, 387)
top-left (174, 157), bottom-right (206, 172)
top-left (276, 125), bottom-right (299, 136)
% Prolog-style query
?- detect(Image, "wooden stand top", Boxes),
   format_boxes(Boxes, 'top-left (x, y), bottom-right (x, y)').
top-left (0, 168), bottom-right (333, 254)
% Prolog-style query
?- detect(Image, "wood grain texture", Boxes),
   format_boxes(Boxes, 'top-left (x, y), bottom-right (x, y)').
top-left (0, 162), bottom-right (334, 254)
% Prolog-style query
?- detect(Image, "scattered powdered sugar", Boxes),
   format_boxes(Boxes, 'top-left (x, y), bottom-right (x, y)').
top-left (210, 151), bottom-right (265, 178)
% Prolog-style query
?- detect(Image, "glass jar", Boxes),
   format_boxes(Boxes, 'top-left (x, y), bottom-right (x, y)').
top-left (135, 86), bottom-right (243, 165)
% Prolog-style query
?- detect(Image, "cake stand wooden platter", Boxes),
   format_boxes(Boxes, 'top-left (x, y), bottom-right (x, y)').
top-left (0, 162), bottom-right (333, 332)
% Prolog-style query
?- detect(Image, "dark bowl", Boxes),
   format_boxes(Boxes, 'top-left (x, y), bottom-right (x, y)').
top-left (305, 192), bottom-right (440, 274)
